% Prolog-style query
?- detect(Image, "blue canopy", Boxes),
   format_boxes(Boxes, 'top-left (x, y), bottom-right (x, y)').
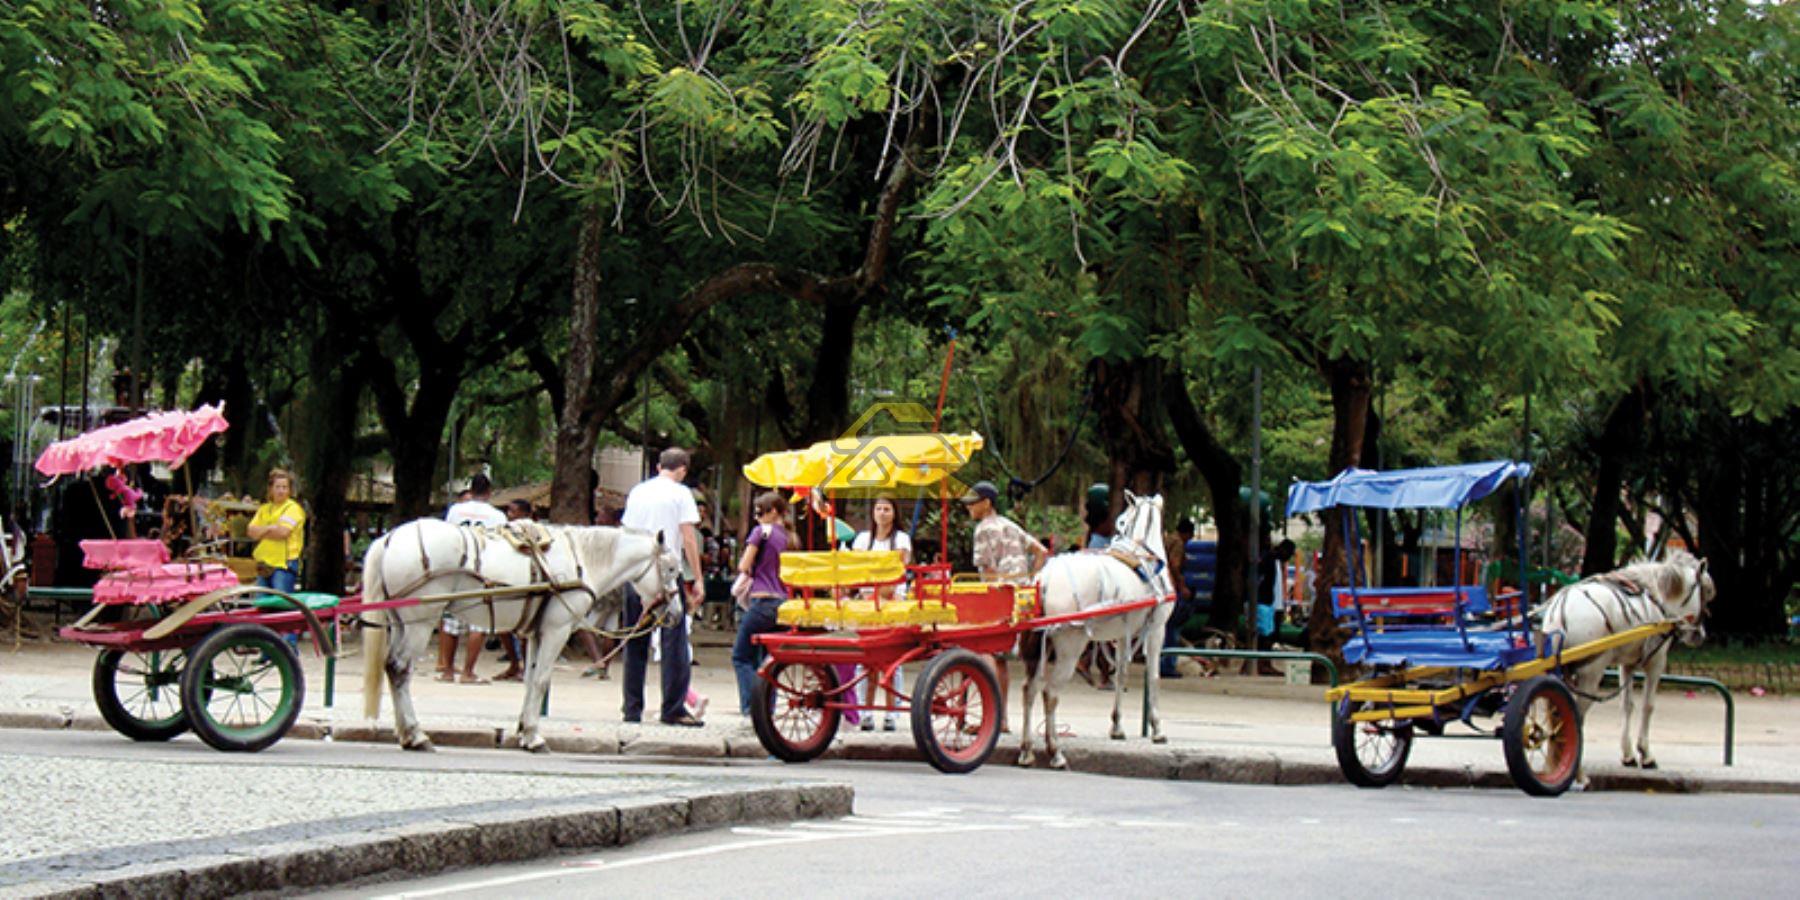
top-left (1285, 460), bottom-right (1532, 514)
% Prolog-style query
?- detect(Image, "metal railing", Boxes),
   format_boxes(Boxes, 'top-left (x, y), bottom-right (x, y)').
top-left (1600, 669), bottom-right (1734, 766)
top-left (1141, 648), bottom-right (1339, 737)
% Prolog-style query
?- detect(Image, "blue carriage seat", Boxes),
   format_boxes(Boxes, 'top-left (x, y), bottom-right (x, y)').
top-left (1331, 586), bottom-right (1537, 668)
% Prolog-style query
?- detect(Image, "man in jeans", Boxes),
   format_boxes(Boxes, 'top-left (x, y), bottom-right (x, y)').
top-left (620, 448), bottom-right (707, 726)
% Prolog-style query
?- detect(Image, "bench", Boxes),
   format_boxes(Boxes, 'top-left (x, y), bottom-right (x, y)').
top-left (1330, 585), bottom-right (1524, 623)
top-left (1331, 585), bottom-right (1533, 668)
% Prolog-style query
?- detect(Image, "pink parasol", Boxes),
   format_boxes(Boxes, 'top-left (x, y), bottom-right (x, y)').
top-left (34, 404), bottom-right (230, 477)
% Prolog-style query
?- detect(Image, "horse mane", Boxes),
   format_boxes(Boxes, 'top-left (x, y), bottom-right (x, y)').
top-left (1611, 549), bottom-right (1699, 603)
top-left (565, 525), bottom-right (623, 561)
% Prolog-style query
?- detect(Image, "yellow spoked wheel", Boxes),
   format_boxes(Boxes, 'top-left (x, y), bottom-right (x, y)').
top-left (1503, 676), bottom-right (1582, 797)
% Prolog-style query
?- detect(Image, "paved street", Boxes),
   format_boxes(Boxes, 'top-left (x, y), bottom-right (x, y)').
top-left (5, 631), bottom-right (1800, 896)
top-left (355, 782), bottom-right (1800, 899)
top-left (3, 727), bottom-right (1795, 898)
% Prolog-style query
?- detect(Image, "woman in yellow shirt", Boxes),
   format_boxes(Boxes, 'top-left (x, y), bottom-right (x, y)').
top-left (246, 468), bottom-right (306, 594)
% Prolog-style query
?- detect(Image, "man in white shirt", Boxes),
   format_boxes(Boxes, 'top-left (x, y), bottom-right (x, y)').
top-left (446, 474), bottom-right (507, 527)
top-left (620, 447), bottom-right (707, 726)
top-left (438, 474), bottom-right (507, 683)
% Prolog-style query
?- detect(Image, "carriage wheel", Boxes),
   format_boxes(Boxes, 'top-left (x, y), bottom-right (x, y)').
top-left (1332, 700), bottom-right (1414, 788)
top-left (751, 661), bottom-right (840, 763)
top-left (93, 648), bottom-right (189, 742)
top-left (911, 649), bottom-right (1002, 774)
top-left (180, 624), bottom-right (304, 753)
top-left (1503, 676), bottom-right (1582, 797)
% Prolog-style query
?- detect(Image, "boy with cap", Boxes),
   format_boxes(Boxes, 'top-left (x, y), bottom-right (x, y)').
top-left (962, 480), bottom-right (1048, 726)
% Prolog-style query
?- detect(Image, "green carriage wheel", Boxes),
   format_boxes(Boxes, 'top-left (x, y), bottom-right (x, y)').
top-left (180, 624), bottom-right (305, 752)
top-left (93, 648), bottom-right (190, 742)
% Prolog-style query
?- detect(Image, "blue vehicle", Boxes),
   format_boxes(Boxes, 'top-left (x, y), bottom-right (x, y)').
top-left (1289, 461), bottom-right (1683, 797)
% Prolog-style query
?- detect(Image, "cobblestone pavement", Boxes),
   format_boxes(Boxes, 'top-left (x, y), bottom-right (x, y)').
top-left (0, 750), bottom-right (706, 890)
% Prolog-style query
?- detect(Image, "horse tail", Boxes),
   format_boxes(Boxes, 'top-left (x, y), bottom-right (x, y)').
top-left (360, 529), bottom-right (393, 720)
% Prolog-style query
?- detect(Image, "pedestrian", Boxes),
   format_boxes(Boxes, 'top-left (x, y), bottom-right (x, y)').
top-left (248, 470), bottom-right (306, 648)
top-left (620, 448), bottom-right (707, 727)
top-left (852, 496), bottom-right (911, 731)
top-left (963, 480), bottom-right (1047, 728)
top-left (439, 474), bottom-right (506, 684)
top-left (1253, 537), bottom-right (1297, 674)
top-left (248, 468), bottom-right (306, 595)
top-left (732, 491), bottom-right (791, 717)
top-left (1159, 518), bottom-right (1196, 678)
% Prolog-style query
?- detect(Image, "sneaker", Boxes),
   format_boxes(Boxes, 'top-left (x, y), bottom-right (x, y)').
top-left (860, 718), bottom-right (874, 732)
top-left (883, 717), bottom-right (897, 732)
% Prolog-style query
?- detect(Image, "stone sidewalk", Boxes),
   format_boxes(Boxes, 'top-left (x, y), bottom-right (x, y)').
top-left (0, 739), bottom-right (848, 899)
top-left (5, 628), bottom-right (1797, 795)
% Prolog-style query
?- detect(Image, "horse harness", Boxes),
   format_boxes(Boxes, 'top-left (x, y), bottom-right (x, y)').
top-left (1554, 572), bottom-right (1683, 703)
top-left (1101, 538), bottom-right (1168, 589)
top-left (380, 523), bottom-right (613, 638)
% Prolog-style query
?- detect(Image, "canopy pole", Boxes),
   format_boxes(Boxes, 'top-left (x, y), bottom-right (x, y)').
top-left (933, 331), bottom-right (956, 565)
top-left (89, 477), bottom-right (117, 540)
top-left (1516, 472), bottom-right (1531, 632)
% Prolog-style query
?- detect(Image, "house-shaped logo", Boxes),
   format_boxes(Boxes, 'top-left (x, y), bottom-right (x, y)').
top-left (822, 401), bottom-right (975, 501)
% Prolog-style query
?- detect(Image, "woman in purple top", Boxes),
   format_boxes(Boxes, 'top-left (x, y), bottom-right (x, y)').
top-left (732, 491), bottom-right (792, 716)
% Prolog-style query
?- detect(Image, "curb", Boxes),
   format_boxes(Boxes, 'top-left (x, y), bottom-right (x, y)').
top-left (5, 712), bottom-right (1795, 797)
top-left (8, 782), bottom-right (853, 899)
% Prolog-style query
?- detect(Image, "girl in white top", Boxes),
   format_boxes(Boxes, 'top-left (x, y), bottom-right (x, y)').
top-left (851, 496), bottom-right (911, 730)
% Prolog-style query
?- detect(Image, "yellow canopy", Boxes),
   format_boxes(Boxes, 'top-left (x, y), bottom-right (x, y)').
top-left (742, 433), bottom-right (983, 491)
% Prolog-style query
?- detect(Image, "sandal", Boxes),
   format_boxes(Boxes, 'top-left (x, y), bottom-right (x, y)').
top-left (434, 671), bottom-right (456, 683)
top-left (458, 673), bottom-right (490, 685)
top-left (494, 670), bottom-right (523, 682)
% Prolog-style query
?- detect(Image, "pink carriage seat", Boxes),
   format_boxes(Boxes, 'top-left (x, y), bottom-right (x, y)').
top-left (79, 539), bottom-right (171, 571)
top-left (91, 562), bottom-right (241, 605)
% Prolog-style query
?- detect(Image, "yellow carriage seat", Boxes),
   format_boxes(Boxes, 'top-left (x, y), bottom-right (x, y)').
top-left (775, 550), bottom-right (958, 627)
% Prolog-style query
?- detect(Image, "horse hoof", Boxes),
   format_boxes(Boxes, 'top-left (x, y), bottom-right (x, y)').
top-left (1623, 757), bottom-right (1639, 768)
top-left (1049, 754), bottom-right (1069, 770)
top-left (1641, 759), bottom-right (1658, 770)
top-left (1017, 752), bottom-right (1035, 768)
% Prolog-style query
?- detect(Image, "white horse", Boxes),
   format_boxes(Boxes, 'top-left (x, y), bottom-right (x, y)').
top-left (1538, 550), bottom-right (1714, 784)
top-left (359, 519), bottom-right (682, 752)
top-left (1019, 491), bottom-right (1175, 769)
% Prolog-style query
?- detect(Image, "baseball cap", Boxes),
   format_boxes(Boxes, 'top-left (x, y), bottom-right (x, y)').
top-left (960, 481), bottom-right (999, 504)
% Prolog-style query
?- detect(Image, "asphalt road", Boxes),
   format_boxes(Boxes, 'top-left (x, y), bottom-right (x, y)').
top-left (5, 729), bottom-right (1794, 898)
top-left (341, 763), bottom-right (1798, 898)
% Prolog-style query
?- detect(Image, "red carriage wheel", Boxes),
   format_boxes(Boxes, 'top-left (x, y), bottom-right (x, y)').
top-left (910, 649), bottom-right (1001, 774)
top-left (1503, 676), bottom-right (1583, 797)
top-left (751, 661), bottom-right (841, 763)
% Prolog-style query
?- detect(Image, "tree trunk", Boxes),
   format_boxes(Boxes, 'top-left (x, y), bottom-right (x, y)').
top-left (1090, 357), bottom-right (1177, 509)
top-left (800, 297), bottom-right (864, 442)
top-left (1694, 409), bottom-right (1797, 637)
top-left (550, 205), bottom-right (606, 525)
top-left (1163, 373), bottom-right (1248, 632)
top-left (186, 353), bottom-right (256, 492)
top-left (298, 361), bottom-right (360, 594)
top-left (1308, 356), bottom-right (1372, 656)
top-left (1581, 383), bottom-right (1647, 576)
